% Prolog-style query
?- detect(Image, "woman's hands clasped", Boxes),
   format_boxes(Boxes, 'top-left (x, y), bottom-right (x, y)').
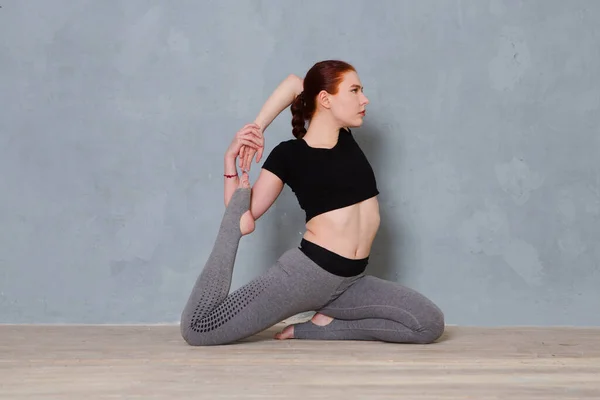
top-left (225, 123), bottom-right (265, 172)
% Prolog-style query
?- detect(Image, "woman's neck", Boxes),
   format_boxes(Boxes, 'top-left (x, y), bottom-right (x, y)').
top-left (304, 113), bottom-right (342, 149)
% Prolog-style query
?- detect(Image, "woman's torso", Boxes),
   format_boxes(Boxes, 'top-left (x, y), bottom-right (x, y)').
top-left (303, 195), bottom-right (380, 259)
top-left (262, 128), bottom-right (381, 260)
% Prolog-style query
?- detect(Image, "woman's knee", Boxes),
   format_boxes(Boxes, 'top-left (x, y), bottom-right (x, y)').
top-left (181, 330), bottom-right (228, 346)
top-left (181, 323), bottom-right (203, 346)
top-left (415, 308), bottom-right (445, 344)
top-left (180, 321), bottom-right (229, 346)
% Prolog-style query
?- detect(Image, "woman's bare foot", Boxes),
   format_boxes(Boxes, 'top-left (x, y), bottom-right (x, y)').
top-left (274, 313), bottom-right (334, 340)
top-left (238, 172), bottom-right (255, 236)
top-left (274, 324), bottom-right (294, 340)
top-left (311, 312), bottom-right (334, 326)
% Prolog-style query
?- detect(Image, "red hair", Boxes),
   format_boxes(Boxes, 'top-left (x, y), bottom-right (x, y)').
top-left (290, 60), bottom-right (356, 139)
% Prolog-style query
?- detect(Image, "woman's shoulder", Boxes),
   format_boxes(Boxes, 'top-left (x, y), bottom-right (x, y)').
top-left (270, 137), bottom-right (302, 153)
top-left (278, 136), bottom-right (302, 145)
top-left (263, 137), bottom-right (300, 164)
top-left (262, 137), bottom-right (302, 182)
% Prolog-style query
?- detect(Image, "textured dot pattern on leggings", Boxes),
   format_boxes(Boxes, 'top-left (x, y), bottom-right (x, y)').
top-left (190, 274), bottom-right (274, 333)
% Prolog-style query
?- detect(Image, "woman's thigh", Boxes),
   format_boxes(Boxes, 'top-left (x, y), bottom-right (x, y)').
top-left (320, 275), bottom-right (445, 331)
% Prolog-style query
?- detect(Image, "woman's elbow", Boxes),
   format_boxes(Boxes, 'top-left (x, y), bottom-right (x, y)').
top-left (287, 74), bottom-right (304, 95)
top-left (249, 193), bottom-right (278, 222)
top-left (250, 203), bottom-right (270, 222)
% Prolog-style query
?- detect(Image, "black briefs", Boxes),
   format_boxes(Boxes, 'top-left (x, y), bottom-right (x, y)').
top-left (298, 238), bottom-right (368, 277)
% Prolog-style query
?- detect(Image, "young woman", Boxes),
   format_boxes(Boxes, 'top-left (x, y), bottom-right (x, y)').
top-left (180, 60), bottom-right (445, 346)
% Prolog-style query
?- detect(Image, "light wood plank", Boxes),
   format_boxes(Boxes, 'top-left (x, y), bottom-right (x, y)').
top-left (1, 323), bottom-right (599, 399)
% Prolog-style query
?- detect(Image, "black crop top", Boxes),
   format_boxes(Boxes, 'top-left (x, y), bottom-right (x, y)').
top-left (262, 128), bottom-right (379, 222)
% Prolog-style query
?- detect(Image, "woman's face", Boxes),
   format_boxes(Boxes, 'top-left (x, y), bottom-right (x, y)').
top-left (328, 70), bottom-right (370, 128)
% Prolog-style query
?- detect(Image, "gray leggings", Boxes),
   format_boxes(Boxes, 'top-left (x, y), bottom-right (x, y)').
top-left (180, 187), bottom-right (445, 346)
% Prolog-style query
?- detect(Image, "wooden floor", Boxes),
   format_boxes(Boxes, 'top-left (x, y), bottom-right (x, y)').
top-left (1, 320), bottom-right (599, 399)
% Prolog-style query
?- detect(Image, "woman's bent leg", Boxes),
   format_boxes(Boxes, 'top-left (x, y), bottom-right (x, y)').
top-left (180, 188), bottom-right (347, 345)
top-left (181, 261), bottom-right (311, 346)
top-left (293, 276), bottom-right (445, 344)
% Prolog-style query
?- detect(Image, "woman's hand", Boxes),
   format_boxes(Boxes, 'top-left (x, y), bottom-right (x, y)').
top-left (239, 125), bottom-right (264, 172)
top-left (226, 123), bottom-right (264, 164)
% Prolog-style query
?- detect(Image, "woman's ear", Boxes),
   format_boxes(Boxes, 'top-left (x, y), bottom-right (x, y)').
top-left (317, 90), bottom-right (331, 109)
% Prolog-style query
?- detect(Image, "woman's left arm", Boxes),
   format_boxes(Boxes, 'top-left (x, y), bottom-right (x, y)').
top-left (239, 74), bottom-right (303, 171)
top-left (254, 74), bottom-right (303, 132)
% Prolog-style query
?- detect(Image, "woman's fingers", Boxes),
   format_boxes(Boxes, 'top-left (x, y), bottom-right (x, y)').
top-left (239, 131), bottom-right (263, 146)
top-left (238, 146), bottom-right (245, 168)
top-left (238, 124), bottom-right (261, 138)
top-left (235, 124), bottom-right (263, 171)
top-left (239, 146), bottom-right (255, 171)
top-left (239, 139), bottom-right (261, 149)
top-left (239, 128), bottom-right (263, 140)
top-left (255, 146), bottom-right (264, 163)
top-left (237, 123), bottom-right (259, 135)
top-left (244, 149), bottom-right (254, 171)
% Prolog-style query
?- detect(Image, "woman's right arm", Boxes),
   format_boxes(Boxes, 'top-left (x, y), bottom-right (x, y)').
top-left (248, 170), bottom-right (284, 221)
top-left (239, 74), bottom-right (304, 172)
top-left (224, 152), bottom-right (284, 221)
top-left (253, 74), bottom-right (304, 132)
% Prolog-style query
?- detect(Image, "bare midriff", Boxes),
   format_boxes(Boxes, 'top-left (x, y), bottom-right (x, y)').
top-left (302, 196), bottom-right (380, 260)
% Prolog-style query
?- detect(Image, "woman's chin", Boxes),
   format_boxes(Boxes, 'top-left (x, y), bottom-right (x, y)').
top-left (351, 118), bottom-right (365, 127)
top-left (341, 116), bottom-right (365, 129)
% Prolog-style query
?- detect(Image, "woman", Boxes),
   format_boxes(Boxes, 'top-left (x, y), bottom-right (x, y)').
top-left (180, 60), bottom-right (445, 346)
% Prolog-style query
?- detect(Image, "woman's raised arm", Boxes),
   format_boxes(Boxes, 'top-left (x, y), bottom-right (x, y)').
top-left (254, 74), bottom-right (304, 132)
top-left (239, 74), bottom-right (304, 171)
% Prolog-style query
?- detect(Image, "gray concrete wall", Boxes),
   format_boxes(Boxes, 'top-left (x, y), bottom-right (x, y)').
top-left (1, 0), bottom-right (599, 325)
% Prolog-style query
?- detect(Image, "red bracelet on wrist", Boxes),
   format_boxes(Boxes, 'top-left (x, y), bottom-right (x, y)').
top-left (224, 173), bottom-right (238, 178)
